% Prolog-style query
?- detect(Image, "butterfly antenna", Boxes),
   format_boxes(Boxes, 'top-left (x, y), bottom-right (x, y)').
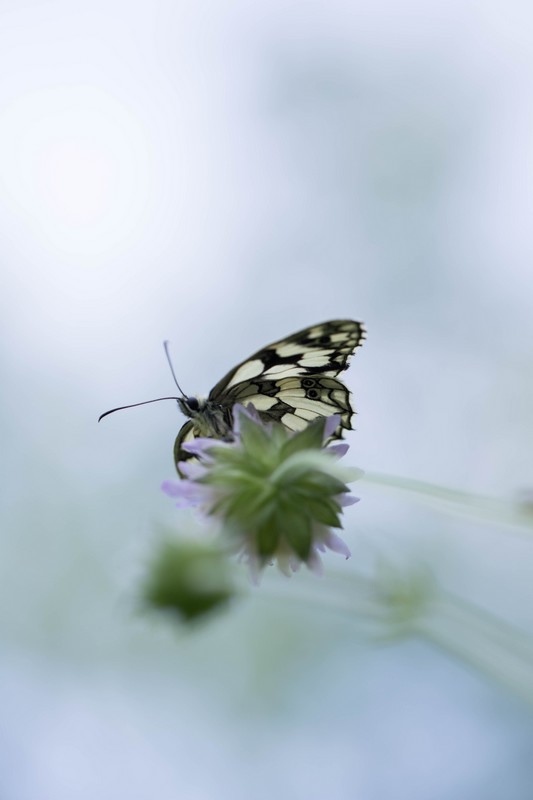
top-left (163, 340), bottom-right (187, 397)
top-left (98, 396), bottom-right (182, 422)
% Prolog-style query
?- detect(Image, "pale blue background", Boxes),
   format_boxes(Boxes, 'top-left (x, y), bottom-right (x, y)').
top-left (1, 1), bottom-right (533, 798)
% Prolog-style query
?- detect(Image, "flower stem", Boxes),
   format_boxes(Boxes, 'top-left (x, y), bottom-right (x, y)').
top-left (257, 572), bottom-right (533, 706)
top-left (416, 590), bottom-right (533, 705)
top-left (361, 471), bottom-right (533, 536)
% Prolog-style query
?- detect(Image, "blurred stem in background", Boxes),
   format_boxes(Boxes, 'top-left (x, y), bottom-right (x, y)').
top-left (263, 560), bottom-right (533, 707)
top-left (361, 471), bottom-right (533, 535)
top-left (260, 466), bottom-right (533, 706)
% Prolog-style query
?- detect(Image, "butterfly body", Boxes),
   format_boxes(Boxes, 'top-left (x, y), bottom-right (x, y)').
top-left (175, 319), bottom-right (365, 474)
top-left (177, 396), bottom-right (234, 439)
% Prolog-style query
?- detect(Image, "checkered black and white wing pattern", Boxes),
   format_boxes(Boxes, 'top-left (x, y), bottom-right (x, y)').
top-left (209, 319), bottom-right (365, 437)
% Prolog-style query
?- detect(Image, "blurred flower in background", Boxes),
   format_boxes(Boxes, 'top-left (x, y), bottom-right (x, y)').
top-left (142, 528), bottom-right (238, 624)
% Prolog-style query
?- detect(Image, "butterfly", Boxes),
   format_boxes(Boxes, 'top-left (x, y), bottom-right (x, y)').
top-left (174, 319), bottom-right (364, 472)
top-left (99, 320), bottom-right (365, 475)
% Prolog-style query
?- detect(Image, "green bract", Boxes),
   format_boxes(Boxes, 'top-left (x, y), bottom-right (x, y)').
top-left (196, 411), bottom-right (359, 570)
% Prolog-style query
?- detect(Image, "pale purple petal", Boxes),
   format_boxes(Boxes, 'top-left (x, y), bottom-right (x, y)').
top-left (232, 403), bottom-right (263, 437)
top-left (161, 480), bottom-right (182, 497)
top-left (182, 437), bottom-right (224, 458)
top-left (338, 494), bottom-right (360, 507)
top-left (277, 558), bottom-right (293, 577)
top-left (327, 442), bottom-right (350, 459)
top-left (162, 477), bottom-right (212, 508)
top-left (177, 460), bottom-right (207, 480)
top-left (323, 414), bottom-right (341, 440)
top-left (173, 495), bottom-right (199, 509)
top-left (173, 482), bottom-right (210, 507)
top-left (325, 530), bottom-right (351, 559)
top-left (307, 551), bottom-right (324, 576)
top-left (237, 549), bottom-right (261, 585)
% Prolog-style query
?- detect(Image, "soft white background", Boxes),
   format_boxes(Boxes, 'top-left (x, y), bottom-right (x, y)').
top-left (1, 1), bottom-right (532, 798)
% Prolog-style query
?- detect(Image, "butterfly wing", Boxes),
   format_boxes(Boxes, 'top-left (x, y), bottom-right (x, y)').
top-left (174, 320), bottom-right (365, 474)
top-left (174, 420), bottom-right (197, 475)
top-left (208, 319), bottom-right (365, 437)
top-left (221, 374), bottom-right (354, 434)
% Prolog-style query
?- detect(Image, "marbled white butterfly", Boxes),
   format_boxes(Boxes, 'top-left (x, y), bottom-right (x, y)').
top-left (99, 320), bottom-right (365, 475)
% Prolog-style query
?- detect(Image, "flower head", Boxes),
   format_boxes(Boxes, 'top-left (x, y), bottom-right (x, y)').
top-left (163, 406), bottom-right (362, 576)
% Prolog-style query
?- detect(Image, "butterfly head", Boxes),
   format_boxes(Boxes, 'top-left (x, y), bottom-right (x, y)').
top-left (177, 394), bottom-right (233, 440)
top-left (177, 395), bottom-right (205, 419)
